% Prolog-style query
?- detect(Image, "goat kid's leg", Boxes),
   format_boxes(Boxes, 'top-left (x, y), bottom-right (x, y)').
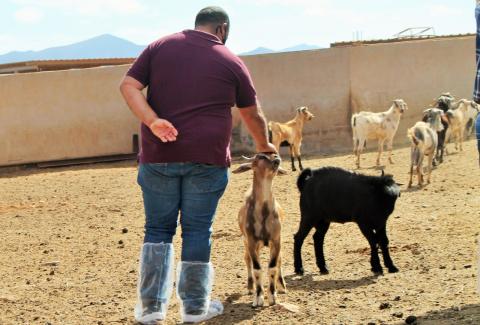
top-left (376, 139), bottom-right (385, 166)
top-left (293, 220), bottom-right (313, 275)
top-left (276, 253), bottom-right (286, 294)
top-left (313, 222), bottom-right (330, 274)
top-left (289, 145), bottom-right (296, 171)
top-left (243, 242), bottom-right (254, 294)
top-left (293, 144), bottom-right (303, 171)
top-left (358, 223), bottom-right (382, 274)
top-left (426, 154), bottom-right (434, 184)
top-left (249, 245), bottom-right (264, 307)
top-left (387, 139), bottom-right (394, 164)
top-left (408, 161), bottom-right (414, 188)
top-left (267, 241), bottom-right (280, 306)
top-left (376, 226), bottom-right (398, 273)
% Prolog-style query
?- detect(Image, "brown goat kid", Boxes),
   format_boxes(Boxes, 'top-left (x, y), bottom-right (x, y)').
top-left (233, 153), bottom-right (287, 307)
top-left (268, 106), bottom-right (314, 171)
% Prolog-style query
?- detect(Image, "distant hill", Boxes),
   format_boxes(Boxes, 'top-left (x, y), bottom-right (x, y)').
top-left (0, 35), bottom-right (322, 64)
top-left (240, 43), bottom-right (321, 56)
top-left (240, 47), bottom-right (276, 56)
top-left (0, 34), bottom-right (145, 64)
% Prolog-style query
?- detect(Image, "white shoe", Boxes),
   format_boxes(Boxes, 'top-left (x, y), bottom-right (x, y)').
top-left (182, 300), bottom-right (224, 323)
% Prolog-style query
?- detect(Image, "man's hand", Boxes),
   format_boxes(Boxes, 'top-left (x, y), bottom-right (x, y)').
top-left (257, 142), bottom-right (277, 154)
top-left (149, 118), bottom-right (178, 142)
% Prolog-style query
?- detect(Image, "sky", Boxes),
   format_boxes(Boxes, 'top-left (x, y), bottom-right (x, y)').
top-left (0, 0), bottom-right (476, 55)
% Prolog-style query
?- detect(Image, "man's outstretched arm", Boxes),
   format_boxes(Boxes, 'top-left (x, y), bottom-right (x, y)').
top-left (238, 105), bottom-right (277, 153)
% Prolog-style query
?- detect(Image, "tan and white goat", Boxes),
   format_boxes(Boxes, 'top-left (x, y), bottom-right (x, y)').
top-left (445, 99), bottom-right (480, 151)
top-left (352, 99), bottom-right (408, 168)
top-left (407, 108), bottom-right (444, 188)
top-left (232, 153), bottom-right (287, 307)
top-left (268, 106), bottom-right (314, 171)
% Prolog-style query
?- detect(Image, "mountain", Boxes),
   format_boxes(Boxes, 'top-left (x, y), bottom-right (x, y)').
top-left (240, 47), bottom-right (276, 56)
top-left (240, 43), bottom-right (321, 56)
top-left (279, 43), bottom-right (320, 52)
top-left (0, 34), bottom-right (145, 64)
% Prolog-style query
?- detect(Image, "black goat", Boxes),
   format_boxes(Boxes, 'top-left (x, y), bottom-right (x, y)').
top-left (293, 167), bottom-right (401, 275)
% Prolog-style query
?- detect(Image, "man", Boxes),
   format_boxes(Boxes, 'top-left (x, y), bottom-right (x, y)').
top-left (119, 6), bottom-right (276, 324)
top-left (474, 1), bottom-right (480, 165)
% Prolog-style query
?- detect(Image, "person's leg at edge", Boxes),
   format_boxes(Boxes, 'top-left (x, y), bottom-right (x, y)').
top-left (134, 163), bottom-right (181, 324)
top-left (176, 163), bottom-right (229, 323)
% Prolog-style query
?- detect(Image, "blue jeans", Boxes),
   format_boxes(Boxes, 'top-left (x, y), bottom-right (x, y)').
top-left (137, 163), bottom-right (228, 262)
top-left (474, 5), bottom-right (480, 102)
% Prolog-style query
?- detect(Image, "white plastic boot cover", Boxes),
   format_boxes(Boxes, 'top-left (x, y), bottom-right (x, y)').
top-left (134, 243), bottom-right (174, 324)
top-left (177, 262), bottom-right (224, 323)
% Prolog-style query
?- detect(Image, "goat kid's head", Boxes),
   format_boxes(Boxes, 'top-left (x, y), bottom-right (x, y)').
top-left (232, 153), bottom-right (287, 177)
top-left (296, 106), bottom-right (315, 121)
top-left (422, 108), bottom-right (445, 132)
top-left (436, 93), bottom-right (455, 111)
top-left (393, 99), bottom-right (408, 114)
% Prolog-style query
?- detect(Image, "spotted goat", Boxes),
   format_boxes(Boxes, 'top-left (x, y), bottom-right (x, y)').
top-left (233, 153), bottom-right (287, 307)
top-left (351, 99), bottom-right (408, 168)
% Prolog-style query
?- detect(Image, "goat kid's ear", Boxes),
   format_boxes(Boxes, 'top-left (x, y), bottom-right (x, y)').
top-left (277, 167), bottom-right (288, 175)
top-left (232, 163), bottom-right (252, 174)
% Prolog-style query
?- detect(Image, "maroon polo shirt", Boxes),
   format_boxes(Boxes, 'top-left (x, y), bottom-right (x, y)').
top-left (126, 29), bottom-right (257, 167)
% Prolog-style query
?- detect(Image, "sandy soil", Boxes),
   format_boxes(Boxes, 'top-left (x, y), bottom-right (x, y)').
top-left (1, 140), bottom-right (479, 325)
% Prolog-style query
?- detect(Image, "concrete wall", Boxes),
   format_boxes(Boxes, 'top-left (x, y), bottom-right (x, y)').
top-left (0, 36), bottom-right (476, 166)
top-left (0, 65), bottom-right (138, 166)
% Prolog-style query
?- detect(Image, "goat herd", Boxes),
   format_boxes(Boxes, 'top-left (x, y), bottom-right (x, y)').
top-left (231, 93), bottom-right (480, 308)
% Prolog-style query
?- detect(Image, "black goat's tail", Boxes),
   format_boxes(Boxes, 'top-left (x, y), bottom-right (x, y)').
top-left (297, 168), bottom-right (313, 192)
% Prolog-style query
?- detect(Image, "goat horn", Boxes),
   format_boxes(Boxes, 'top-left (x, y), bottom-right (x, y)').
top-left (241, 155), bottom-right (255, 161)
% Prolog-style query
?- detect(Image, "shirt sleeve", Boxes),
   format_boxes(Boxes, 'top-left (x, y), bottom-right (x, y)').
top-left (126, 45), bottom-right (151, 87)
top-left (235, 59), bottom-right (257, 108)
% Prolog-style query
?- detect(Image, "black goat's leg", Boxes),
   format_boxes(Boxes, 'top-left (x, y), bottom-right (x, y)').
top-left (376, 226), bottom-right (398, 273)
top-left (293, 219), bottom-right (312, 275)
top-left (358, 223), bottom-right (382, 274)
top-left (312, 222), bottom-right (330, 274)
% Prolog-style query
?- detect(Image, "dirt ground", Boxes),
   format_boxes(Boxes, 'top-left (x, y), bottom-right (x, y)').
top-left (1, 140), bottom-right (479, 325)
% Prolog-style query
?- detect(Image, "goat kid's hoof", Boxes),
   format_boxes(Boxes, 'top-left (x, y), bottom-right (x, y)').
top-left (267, 293), bottom-right (277, 306)
top-left (388, 266), bottom-right (399, 273)
top-left (252, 295), bottom-right (264, 308)
top-left (294, 267), bottom-right (304, 275)
top-left (319, 267), bottom-right (330, 275)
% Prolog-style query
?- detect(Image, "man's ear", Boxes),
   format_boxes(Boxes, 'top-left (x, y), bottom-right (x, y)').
top-left (232, 163), bottom-right (252, 174)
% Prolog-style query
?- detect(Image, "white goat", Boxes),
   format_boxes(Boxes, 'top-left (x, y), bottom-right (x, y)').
top-left (232, 153), bottom-right (287, 307)
top-left (268, 106), bottom-right (314, 171)
top-left (352, 99), bottom-right (408, 168)
top-left (445, 99), bottom-right (474, 151)
top-left (407, 108), bottom-right (444, 188)
top-left (463, 100), bottom-right (480, 138)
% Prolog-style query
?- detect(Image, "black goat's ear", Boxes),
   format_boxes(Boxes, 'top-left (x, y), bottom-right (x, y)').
top-left (232, 163), bottom-right (252, 174)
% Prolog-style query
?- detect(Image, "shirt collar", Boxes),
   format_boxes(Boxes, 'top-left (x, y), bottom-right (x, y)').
top-left (183, 29), bottom-right (223, 45)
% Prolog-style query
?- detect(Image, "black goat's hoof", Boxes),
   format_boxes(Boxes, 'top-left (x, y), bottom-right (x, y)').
top-left (294, 268), bottom-right (304, 275)
top-left (319, 268), bottom-right (329, 275)
top-left (388, 266), bottom-right (399, 273)
top-left (372, 267), bottom-right (383, 275)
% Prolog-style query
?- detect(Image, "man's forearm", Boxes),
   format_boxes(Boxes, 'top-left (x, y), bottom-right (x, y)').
top-left (239, 106), bottom-right (269, 149)
top-left (120, 83), bottom-right (158, 126)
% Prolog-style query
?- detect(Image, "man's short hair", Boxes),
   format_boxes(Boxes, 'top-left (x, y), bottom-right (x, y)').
top-left (195, 6), bottom-right (229, 28)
